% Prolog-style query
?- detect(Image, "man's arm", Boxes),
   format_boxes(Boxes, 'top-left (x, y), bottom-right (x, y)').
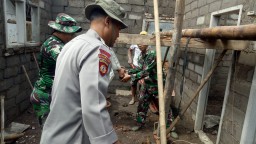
top-left (128, 47), bottom-right (135, 68)
top-left (130, 51), bottom-right (156, 82)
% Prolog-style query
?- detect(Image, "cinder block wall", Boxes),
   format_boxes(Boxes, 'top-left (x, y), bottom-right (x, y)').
top-left (173, 0), bottom-right (256, 143)
top-left (0, 0), bottom-right (53, 123)
top-left (50, 0), bottom-right (176, 93)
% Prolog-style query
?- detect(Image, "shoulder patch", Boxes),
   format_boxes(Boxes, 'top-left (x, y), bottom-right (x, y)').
top-left (98, 46), bottom-right (111, 77)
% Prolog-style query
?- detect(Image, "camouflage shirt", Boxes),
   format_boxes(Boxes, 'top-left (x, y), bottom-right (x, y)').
top-left (128, 49), bottom-right (159, 94)
top-left (34, 35), bottom-right (65, 93)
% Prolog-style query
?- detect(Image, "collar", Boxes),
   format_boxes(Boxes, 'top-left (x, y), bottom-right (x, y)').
top-left (87, 29), bottom-right (108, 48)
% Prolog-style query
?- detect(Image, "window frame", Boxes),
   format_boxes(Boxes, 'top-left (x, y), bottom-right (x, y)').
top-left (3, 0), bottom-right (40, 49)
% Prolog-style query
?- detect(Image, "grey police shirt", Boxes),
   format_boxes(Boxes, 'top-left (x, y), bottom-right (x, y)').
top-left (40, 29), bottom-right (118, 144)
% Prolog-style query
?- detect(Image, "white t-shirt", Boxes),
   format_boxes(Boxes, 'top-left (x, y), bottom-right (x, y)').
top-left (129, 45), bottom-right (141, 67)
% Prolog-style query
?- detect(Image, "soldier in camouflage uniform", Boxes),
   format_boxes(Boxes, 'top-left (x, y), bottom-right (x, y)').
top-left (30, 13), bottom-right (82, 126)
top-left (121, 39), bottom-right (175, 133)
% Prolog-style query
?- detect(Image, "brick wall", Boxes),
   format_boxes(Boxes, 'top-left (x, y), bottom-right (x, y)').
top-left (173, 0), bottom-right (256, 143)
top-left (0, 0), bottom-right (52, 123)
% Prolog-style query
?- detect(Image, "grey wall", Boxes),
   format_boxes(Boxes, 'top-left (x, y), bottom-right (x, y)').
top-left (172, 0), bottom-right (256, 143)
top-left (0, 0), bottom-right (52, 123)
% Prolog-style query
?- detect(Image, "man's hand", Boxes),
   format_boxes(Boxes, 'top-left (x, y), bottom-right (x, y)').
top-left (121, 73), bottom-right (131, 82)
top-left (118, 67), bottom-right (126, 79)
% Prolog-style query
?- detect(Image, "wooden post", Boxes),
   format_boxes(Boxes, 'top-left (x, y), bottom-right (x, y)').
top-left (22, 65), bottom-right (34, 90)
top-left (166, 50), bottom-right (227, 135)
top-left (32, 52), bottom-right (40, 71)
top-left (1, 96), bottom-right (5, 144)
top-left (153, 0), bottom-right (166, 143)
top-left (161, 0), bottom-right (185, 138)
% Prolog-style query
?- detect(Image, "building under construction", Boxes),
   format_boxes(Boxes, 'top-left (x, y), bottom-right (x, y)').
top-left (0, 0), bottom-right (256, 144)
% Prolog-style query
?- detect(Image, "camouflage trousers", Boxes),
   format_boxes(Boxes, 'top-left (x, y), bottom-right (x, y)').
top-left (136, 85), bottom-right (173, 126)
top-left (30, 88), bottom-right (51, 127)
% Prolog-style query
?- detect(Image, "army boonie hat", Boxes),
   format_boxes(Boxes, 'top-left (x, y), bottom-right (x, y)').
top-left (85, 0), bottom-right (128, 29)
top-left (48, 13), bottom-right (82, 33)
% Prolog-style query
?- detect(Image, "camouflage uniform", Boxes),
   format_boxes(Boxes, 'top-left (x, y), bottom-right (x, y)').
top-left (30, 13), bottom-right (82, 126)
top-left (128, 49), bottom-right (173, 126)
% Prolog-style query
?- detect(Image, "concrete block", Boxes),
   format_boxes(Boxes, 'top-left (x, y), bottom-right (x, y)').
top-left (185, 69), bottom-right (190, 78)
top-left (198, 0), bottom-right (207, 7)
top-left (6, 107), bottom-right (18, 122)
top-left (53, 0), bottom-right (68, 6)
top-left (131, 5), bottom-right (145, 13)
top-left (6, 85), bottom-right (19, 99)
top-left (185, 11), bottom-right (192, 19)
top-left (64, 7), bottom-right (83, 15)
top-left (189, 71), bottom-right (198, 82)
top-left (0, 70), bottom-right (3, 81)
top-left (221, 0), bottom-right (238, 9)
top-left (179, 59), bottom-right (184, 66)
top-left (128, 13), bottom-right (142, 20)
top-left (188, 62), bottom-right (195, 71)
top-left (6, 56), bottom-right (20, 66)
top-left (191, 9), bottom-right (199, 18)
top-left (195, 65), bottom-right (203, 75)
top-left (207, 0), bottom-right (215, 4)
top-left (196, 16), bottom-right (205, 25)
top-left (0, 57), bottom-right (6, 69)
top-left (19, 100), bottom-right (30, 112)
top-left (5, 98), bottom-right (16, 110)
top-left (145, 0), bottom-right (153, 6)
top-left (68, 0), bottom-right (85, 8)
top-left (197, 75), bottom-right (202, 84)
top-left (116, 0), bottom-right (129, 4)
top-left (52, 6), bottom-right (64, 13)
top-left (120, 4), bottom-right (132, 12)
top-left (185, 4), bottom-right (191, 13)
top-left (232, 80), bottom-right (251, 97)
top-left (247, 69), bottom-right (254, 82)
top-left (185, 0), bottom-right (193, 5)
top-left (0, 79), bottom-right (14, 91)
top-left (199, 5), bottom-right (209, 15)
top-left (16, 90), bottom-right (29, 104)
top-left (191, 1), bottom-right (198, 10)
top-left (129, 0), bottom-right (144, 5)
top-left (209, 1), bottom-right (222, 12)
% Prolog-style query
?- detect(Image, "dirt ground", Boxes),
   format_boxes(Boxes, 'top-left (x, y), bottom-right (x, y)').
top-left (8, 93), bottom-right (209, 144)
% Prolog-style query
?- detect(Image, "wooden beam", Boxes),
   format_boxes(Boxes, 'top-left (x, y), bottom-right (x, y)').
top-left (160, 24), bottom-right (256, 40)
top-left (116, 33), bottom-right (250, 51)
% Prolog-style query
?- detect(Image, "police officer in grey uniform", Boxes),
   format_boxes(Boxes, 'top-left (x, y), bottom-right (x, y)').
top-left (40, 0), bottom-right (127, 143)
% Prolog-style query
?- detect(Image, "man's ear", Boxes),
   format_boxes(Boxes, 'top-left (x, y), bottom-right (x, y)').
top-left (104, 16), bottom-right (111, 27)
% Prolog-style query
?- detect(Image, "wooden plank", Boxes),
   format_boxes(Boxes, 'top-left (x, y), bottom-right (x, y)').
top-left (116, 33), bottom-right (250, 51)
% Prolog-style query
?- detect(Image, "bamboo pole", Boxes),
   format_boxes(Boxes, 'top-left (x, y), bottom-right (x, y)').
top-left (32, 52), bottom-right (40, 71)
top-left (153, 0), bottom-right (166, 143)
top-left (1, 96), bottom-right (5, 144)
top-left (159, 24), bottom-right (256, 40)
top-left (166, 50), bottom-right (227, 135)
top-left (22, 65), bottom-right (34, 90)
top-left (160, 0), bottom-right (185, 139)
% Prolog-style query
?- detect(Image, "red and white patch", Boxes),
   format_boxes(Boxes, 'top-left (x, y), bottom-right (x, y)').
top-left (99, 61), bottom-right (108, 76)
top-left (98, 47), bottom-right (111, 77)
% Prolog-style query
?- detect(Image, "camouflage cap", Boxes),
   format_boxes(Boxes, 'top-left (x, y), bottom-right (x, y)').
top-left (85, 0), bottom-right (128, 29)
top-left (48, 13), bottom-right (82, 33)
